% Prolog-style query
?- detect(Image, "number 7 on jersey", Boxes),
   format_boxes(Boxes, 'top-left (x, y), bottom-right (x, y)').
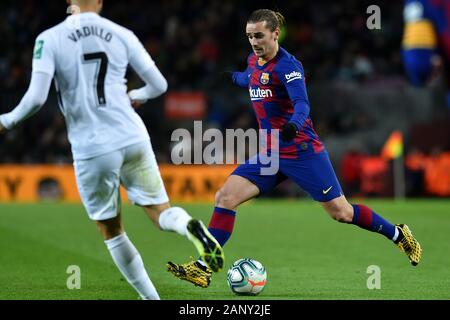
top-left (83, 52), bottom-right (109, 107)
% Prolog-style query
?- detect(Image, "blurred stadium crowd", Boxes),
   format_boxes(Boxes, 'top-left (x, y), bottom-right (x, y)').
top-left (0, 0), bottom-right (449, 197)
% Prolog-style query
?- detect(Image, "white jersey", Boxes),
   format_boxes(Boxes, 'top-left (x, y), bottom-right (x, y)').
top-left (33, 12), bottom-right (156, 160)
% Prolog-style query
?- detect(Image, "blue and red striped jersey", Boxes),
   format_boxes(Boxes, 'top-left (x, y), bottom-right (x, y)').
top-left (232, 47), bottom-right (324, 159)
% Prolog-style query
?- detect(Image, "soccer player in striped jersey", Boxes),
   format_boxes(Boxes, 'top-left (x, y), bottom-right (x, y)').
top-left (0, 0), bottom-right (224, 299)
top-left (168, 9), bottom-right (422, 288)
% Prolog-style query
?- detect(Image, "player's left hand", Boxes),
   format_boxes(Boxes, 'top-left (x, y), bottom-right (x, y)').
top-left (128, 90), bottom-right (148, 110)
top-left (0, 120), bottom-right (7, 134)
top-left (130, 100), bottom-right (142, 109)
top-left (280, 122), bottom-right (298, 142)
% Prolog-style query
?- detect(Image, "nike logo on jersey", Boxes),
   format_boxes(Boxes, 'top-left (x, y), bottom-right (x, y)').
top-left (322, 186), bottom-right (333, 195)
top-left (249, 87), bottom-right (273, 101)
top-left (285, 71), bottom-right (303, 83)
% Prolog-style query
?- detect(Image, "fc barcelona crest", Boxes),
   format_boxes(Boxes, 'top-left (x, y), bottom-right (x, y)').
top-left (260, 72), bottom-right (270, 85)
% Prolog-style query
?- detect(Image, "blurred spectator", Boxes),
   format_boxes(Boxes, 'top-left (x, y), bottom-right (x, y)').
top-left (405, 148), bottom-right (428, 196)
top-left (38, 177), bottom-right (64, 202)
top-left (340, 147), bottom-right (365, 196)
top-left (360, 156), bottom-right (390, 197)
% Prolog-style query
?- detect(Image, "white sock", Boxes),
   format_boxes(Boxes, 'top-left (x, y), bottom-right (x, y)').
top-left (105, 233), bottom-right (160, 300)
top-left (196, 259), bottom-right (207, 267)
top-left (159, 207), bottom-right (192, 237)
top-left (392, 226), bottom-right (400, 242)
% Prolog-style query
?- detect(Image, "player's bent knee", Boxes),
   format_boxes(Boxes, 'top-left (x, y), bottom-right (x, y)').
top-left (215, 189), bottom-right (239, 210)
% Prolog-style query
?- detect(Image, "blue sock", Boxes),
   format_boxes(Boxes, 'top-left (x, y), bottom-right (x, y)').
top-left (207, 207), bottom-right (236, 247)
top-left (352, 204), bottom-right (396, 240)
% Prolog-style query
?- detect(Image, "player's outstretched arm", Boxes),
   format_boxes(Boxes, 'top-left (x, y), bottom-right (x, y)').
top-left (0, 71), bottom-right (52, 133)
top-left (231, 68), bottom-right (251, 88)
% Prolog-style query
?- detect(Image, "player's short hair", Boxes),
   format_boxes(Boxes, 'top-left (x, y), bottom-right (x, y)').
top-left (247, 9), bottom-right (286, 32)
top-left (70, 0), bottom-right (96, 5)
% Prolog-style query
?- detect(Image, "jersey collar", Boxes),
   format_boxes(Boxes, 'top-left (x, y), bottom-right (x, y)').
top-left (256, 47), bottom-right (283, 69)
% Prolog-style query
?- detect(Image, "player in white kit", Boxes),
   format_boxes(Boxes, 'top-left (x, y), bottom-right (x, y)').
top-left (0, 0), bottom-right (224, 300)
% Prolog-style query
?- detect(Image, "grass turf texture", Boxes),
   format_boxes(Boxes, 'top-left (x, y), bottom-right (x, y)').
top-left (0, 199), bottom-right (449, 300)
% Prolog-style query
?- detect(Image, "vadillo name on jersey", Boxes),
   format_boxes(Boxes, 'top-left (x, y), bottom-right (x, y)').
top-left (249, 87), bottom-right (273, 101)
top-left (68, 25), bottom-right (113, 43)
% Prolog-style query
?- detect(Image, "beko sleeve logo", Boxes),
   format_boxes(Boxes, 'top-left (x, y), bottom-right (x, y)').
top-left (285, 71), bottom-right (303, 83)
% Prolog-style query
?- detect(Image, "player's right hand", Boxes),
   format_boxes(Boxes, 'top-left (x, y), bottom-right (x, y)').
top-left (220, 71), bottom-right (233, 82)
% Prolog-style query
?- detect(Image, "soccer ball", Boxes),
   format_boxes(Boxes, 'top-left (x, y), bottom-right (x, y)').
top-left (226, 258), bottom-right (267, 296)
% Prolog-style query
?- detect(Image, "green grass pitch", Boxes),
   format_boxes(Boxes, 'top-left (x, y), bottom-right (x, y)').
top-left (0, 199), bottom-right (449, 300)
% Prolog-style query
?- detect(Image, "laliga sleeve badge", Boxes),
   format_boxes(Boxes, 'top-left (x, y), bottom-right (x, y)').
top-left (260, 72), bottom-right (270, 85)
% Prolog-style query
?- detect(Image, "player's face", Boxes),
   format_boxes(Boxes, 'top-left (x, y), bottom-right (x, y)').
top-left (246, 21), bottom-right (279, 60)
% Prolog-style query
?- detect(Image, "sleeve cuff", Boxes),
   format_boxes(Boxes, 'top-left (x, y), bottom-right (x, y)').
top-left (0, 114), bottom-right (12, 130)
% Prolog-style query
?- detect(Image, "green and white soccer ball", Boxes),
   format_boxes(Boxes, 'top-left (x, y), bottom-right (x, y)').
top-left (226, 258), bottom-right (267, 296)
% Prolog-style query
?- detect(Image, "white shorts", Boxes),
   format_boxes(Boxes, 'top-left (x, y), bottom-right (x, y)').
top-left (74, 140), bottom-right (169, 221)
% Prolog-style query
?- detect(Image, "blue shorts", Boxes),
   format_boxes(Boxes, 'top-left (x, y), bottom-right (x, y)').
top-left (232, 152), bottom-right (343, 202)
